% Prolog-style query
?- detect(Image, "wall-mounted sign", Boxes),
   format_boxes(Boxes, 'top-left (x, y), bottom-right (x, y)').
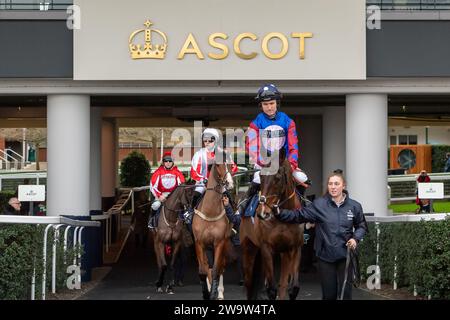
top-left (18, 185), bottom-right (46, 202)
top-left (74, 0), bottom-right (366, 80)
top-left (418, 183), bottom-right (444, 199)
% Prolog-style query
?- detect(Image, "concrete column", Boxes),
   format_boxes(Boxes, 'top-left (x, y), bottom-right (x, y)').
top-left (90, 107), bottom-right (102, 212)
top-left (47, 95), bottom-right (90, 216)
top-left (102, 119), bottom-right (117, 210)
top-left (346, 94), bottom-right (388, 216)
top-left (297, 116), bottom-right (322, 198)
top-left (322, 107), bottom-right (346, 190)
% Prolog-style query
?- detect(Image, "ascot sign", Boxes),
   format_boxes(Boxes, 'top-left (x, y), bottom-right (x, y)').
top-left (74, 0), bottom-right (365, 80)
top-left (129, 20), bottom-right (313, 61)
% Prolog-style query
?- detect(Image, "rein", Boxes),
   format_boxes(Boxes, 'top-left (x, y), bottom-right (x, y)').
top-left (162, 206), bottom-right (180, 229)
top-left (258, 189), bottom-right (296, 221)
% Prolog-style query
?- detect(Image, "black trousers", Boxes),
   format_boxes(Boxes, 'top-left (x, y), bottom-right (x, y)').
top-left (318, 258), bottom-right (352, 300)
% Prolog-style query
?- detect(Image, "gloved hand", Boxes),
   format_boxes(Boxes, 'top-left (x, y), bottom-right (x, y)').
top-left (183, 210), bottom-right (193, 224)
top-left (272, 204), bottom-right (281, 216)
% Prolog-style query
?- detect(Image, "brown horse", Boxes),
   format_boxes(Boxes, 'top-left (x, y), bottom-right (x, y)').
top-left (153, 184), bottom-right (195, 294)
top-left (192, 160), bottom-right (234, 300)
top-left (240, 157), bottom-right (304, 300)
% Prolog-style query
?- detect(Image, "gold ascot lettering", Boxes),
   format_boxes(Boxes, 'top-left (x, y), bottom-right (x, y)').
top-left (208, 33), bottom-right (229, 60)
top-left (177, 33), bottom-right (205, 59)
top-left (234, 33), bottom-right (258, 60)
top-left (291, 32), bottom-right (313, 59)
top-left (262, 32), bottom-right (289, 60)
top-left (175, 32), bottom-right (313, 60)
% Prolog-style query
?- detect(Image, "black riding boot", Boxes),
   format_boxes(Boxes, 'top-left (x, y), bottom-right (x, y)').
top-left (237, 182), bottom-right (260, 215)
top-left (148, 208), bottom-right (160, 230)
top-left (183, 191), bottom-right (203, 225)
top-left (192, 191), bottom-right (203, 209)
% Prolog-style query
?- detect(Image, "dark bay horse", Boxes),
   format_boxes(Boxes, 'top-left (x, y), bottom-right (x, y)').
top-left (240, 158), bottom-right (304, 300)
top-left (153, 184), bottom-right (194, 294)
top-left (192, 161), bottom-right (234, 300)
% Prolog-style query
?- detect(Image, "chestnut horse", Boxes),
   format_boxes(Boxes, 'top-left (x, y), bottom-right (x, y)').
top-left (192, 160), bottom-right (234, 300)
top-left (153, 184), bottom-right (195, 294)
top-left (240, 158), bottom-right (304, 300)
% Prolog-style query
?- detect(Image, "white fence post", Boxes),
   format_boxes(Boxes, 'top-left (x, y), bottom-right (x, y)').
top-left (42, 224), bottom-right (54, 300)
top-left (393, 255), bottom-right (397, 290)
top-left (52, 224), bottom-right (64, 294)
top-left (78, 227), bottom-right (85, 287)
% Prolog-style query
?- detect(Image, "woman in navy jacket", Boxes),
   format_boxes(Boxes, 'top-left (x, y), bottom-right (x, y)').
top-left (274, 172), bottom-right (368, 300)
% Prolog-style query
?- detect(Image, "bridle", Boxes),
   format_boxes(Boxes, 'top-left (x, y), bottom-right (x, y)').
top-left (161, 187), bottom-right (190, 228)
top-left (257, 170), bottom-right (296, 221)
top-left (205, 162), bottom-right (232, 194)
top-left (258, 190), bottom-right (296, 221)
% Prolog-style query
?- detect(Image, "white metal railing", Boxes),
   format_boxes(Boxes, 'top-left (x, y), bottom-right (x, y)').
top-left (388, 172), bottom-right (450, 183)
top-left (91, 213), bottom-right (113, 253)
top-left (0, 150), bottom-right (15, 170)
top-left (0, 215), bottom-right (100, 300)
top-left (364, 213), bottom-right (449, 297)
top-left (388, 172), bottom-right (450, 202)
top-left (0, 171), bottom-right (46, 191)
top-left (115, 185), bottom-right (152, 231)
top-left (5, 148), bottom-right (25, 167)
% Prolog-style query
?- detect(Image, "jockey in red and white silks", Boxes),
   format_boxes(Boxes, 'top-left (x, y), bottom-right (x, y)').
top-left (190, 128), bottom-right (238, 195)
top-left (150, 152), bottom-right (185, 211)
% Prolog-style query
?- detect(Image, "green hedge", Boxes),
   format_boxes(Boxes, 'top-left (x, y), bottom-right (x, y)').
top-left (359, 219), bottom-right (450, 299)
top-left (0, 224), bottom-right (80, 300)
top-left (119, 151), bottom-right (151, 187)
top-left (432, 145), bottom-right (450, 173)
top-left (0, 191), bottom-right (16, 212)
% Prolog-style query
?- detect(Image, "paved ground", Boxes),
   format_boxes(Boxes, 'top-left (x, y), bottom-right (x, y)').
top-left (80, 231), bottom-right (384, 300)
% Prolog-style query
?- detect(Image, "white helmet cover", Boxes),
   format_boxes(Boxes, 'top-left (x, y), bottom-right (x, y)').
top-left (202, 128), bottom-right (220, 141)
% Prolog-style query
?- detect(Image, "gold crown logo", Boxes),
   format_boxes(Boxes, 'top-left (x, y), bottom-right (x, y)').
top-left (129, 20), bottom-right (167, 60)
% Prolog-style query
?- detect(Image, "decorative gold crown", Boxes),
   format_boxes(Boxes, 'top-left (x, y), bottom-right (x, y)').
top-left (129, 20), bottom-right (167, 60)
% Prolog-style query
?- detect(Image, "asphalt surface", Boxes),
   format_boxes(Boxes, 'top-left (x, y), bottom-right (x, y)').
top-left (80, 231), bottom-right (384, 300)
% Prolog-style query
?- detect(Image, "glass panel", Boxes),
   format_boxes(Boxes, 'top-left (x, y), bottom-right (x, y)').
top-left (390, 135), bottom-right (398, 145)
top-left (408, 135), bottom-right (418, 145)
top-left (365, 0), bottom-right (450, 10)
top-left (399, 135), bottom-right (408, 145)
top-left (0, 0), bottom-right (73, 10)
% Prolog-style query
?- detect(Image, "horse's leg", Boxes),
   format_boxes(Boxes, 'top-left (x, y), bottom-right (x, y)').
top-left (205, 248), bottom-right (214, 292)
top-left (278, 252), bottom-right (291, 300)
top-left (260, 243), bottom-right (277, 300)
top-left (218, 274), bottom-right (224, 300)
top-left (195, 241), bottom-right (210, 300)
top-left (288, 247), bottom-right (301, 301)
top-left (154, 238), bottom-right (167, 293)
top-left (241, 237), bottom-right (260, 300)
top-left (210, 239), bottom-right (227, 300)
top-left (166, 240), bottom-right (181, 294)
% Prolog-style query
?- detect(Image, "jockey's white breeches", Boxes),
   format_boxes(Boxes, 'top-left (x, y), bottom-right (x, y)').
top-left (252, 168), bottom-right (308, 185)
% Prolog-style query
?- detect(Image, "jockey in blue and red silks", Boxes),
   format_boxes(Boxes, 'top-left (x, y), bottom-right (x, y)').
top-left (237, 83), bottom-right (309, 215)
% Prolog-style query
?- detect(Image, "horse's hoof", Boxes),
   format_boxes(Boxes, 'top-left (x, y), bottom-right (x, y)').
top-left (166, 285), bottom-right (174, 295)
top-left (156, 287), bottom-right (163, 293)
top-left (218, 292), bottom-right (224, 300)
